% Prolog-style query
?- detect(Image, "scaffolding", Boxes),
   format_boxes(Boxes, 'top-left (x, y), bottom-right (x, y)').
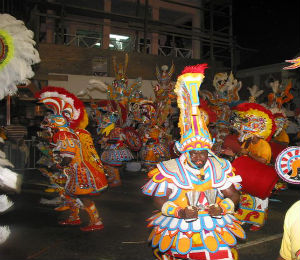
top-left (1, 0), bottom-right (235, 70)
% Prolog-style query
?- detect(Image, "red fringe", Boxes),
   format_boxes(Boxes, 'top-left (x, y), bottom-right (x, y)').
top-left (273, 112), bottom-right (285, 119)
top-left (180, 64), bottom-right (208, 75)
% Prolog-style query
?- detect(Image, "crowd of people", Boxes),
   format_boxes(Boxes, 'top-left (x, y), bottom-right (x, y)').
top-left (1, 12), bottom-right (300, 260)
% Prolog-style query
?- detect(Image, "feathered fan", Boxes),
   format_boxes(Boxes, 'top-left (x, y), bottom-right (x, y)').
top-left (0, 14), bottom-right (40, 100)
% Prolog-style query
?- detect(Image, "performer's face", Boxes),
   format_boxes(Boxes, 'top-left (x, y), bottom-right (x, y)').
top-left (188, 150), bottom-right (208, 169)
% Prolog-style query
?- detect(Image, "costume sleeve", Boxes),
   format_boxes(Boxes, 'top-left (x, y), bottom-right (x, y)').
top-left (257, 140), bottom-right (272, 163)
top-left (142, 168), bottom-right (179, 198)
top-left (275, 131), bottom-right (289, 143)
top-left (218, 166), bottom-right (242, 193)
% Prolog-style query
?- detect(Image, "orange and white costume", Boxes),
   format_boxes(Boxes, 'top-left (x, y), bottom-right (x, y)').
top-left (36, 86), bottom-right (108, 231)
top-left (143, 65), bottom-right (246, 260)
top-left (230, 102), bottom-right (277, 230)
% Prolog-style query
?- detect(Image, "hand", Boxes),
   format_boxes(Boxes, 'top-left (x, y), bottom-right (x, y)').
top-left (178, 206), bottom-right (198, 219)
top-left (206, 204), bottom-right (223, 216)
top-left (221, 148), bottom-right (235, 157)
top-left (239, 148), bottom-right (248, 156)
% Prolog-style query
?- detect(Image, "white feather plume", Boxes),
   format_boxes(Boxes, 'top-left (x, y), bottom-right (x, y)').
top-left (88, 79), bottom-right (107, 91)
top-left (77, 79), bottom-right (108, 97)
top-left (0, 226), bottom-right (10, 244)
top-left (0, 167), bottom-right (22, 193)
top-left (77, 79), bottom-right (108, 98)
top-left (0, 158), bottom-right (14, 168)
top-left (248, 85), bottom-right (264, 98)
top-left (0, 14), bottom-right (40, 100)
top-left (40, 196), bottom-right (62, 205)
top-left (0, 194), bottom-right (14, 213)
top-left (0, 150), bottom-right (5, 159)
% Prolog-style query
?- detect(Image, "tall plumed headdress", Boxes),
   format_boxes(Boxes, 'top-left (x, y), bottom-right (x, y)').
top-left (174, 64), bottom-right (214, 153)
top-left (35, 86), bottom-right (88, 129)
top-left (231, 103), bottom-right (276, 142)
top-left (0, 14), bottom-right (40, 100)
top-left (198, 98), bottom-right (217, 125)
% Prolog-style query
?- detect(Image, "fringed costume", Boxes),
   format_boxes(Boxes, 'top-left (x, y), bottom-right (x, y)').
top-left (88, 54), bottom-right (142, 186)
top-left (97, 101), bottom-right (135, 187)
top-left (142, 64), bottom-right (246, 260)
top-left (36, 86), bottom-right (108, 231)
top-left (231, 103), bottom-right (277, 231)
top-left (199, 72), bottom-right (242, 155)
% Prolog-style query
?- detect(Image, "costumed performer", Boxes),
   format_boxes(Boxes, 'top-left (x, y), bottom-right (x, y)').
top-left (97, 102), bottom-right (134, 187)
top-left (36, 86), bottom-right (108, 231)
top-left (142, 64), bottom-right (246, 260)
top-left (230, 103), bottom-right (277, 231)
top-left (200, 72), bottom-right (242, 155)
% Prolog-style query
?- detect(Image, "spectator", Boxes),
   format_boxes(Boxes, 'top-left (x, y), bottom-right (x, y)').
top-left (277, 200), bottom-right (300, 260)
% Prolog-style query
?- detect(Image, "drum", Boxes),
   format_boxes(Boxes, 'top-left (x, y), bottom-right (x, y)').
top-left (269, 141), bottom-right (287, 163)
top-left (222, 134), bottom-right (241, 154)
top-left (123, 126), bottom-right (142, 152)
top-left (232, 156), bottom-right (278, 199)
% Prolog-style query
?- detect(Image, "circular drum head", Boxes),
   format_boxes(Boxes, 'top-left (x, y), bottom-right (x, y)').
top-left (275, 146), bottom-right (300, 185)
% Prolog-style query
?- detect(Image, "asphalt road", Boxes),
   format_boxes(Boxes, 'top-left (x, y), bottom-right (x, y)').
top-left (1, 168), bottom-right (299, 260)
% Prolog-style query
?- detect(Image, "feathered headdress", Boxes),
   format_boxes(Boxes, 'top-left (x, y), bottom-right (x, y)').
top-left (155, 62), bottom-right (175, 87)
top-left (231, 103), bottom-right (276, 142)
top-left (198, 98), bottom-right (217, 125)
top-left (174, 64), bottom-right (214, 153)
top-left (283, 56), bottom-right (300, 70)
top-left (35, 86), bottom-right (88, 129)
top-left (0, 14), bottom-right (40, 100)
top-left (272, 112), bottom-right (288, 137)
top-left (247, 85), bottom-right (264, 103)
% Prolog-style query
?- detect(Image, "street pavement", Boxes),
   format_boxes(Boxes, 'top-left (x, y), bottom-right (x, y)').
top-left (1, 168), bottom-right (299, 260)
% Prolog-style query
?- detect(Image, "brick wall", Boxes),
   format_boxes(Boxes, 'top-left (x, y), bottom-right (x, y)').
top-left (35, 43), bottom-right (215, 81)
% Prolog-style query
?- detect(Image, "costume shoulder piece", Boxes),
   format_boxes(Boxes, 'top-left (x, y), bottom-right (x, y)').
top-left (157, 156), bottom-right (192, 189)
top-left (142, 154), bottom-right (231, 195)
top-left (208, 157), bottom-right (232, 187)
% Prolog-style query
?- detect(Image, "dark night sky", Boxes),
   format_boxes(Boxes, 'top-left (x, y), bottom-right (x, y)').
top-left (232, 0), bottom-right (300, 69)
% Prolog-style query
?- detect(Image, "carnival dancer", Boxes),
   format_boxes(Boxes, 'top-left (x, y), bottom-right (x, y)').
top-left (270, 111), bottom-right (290, 192)
top-left (230, 103), bottom-right (278, 231)
top-left (137, 98), bottom-right (172, 171)
top-left (84, 54), bottom-right (141, 185)
top-left (199, 72), bottom-right (242, 155)
top-left (269, 111), bottom-right (290, 161)
top-left (36, 87), bottom-right (108, 231)
top-left (142, 64), bottom-right (245, 260)
top-left (137, 63), bottom-right (177, 171)
top-left (97, 103), bottom-right (134, 187)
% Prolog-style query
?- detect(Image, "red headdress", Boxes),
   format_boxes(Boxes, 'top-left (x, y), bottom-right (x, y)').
top-left (231, 102), bottom-right (276, 142)
top-left (35, 86), bottom-right (87, 129)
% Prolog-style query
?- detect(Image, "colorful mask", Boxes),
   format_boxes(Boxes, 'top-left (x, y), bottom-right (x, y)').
top-left (231, 103), bottom-right (276, 142)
